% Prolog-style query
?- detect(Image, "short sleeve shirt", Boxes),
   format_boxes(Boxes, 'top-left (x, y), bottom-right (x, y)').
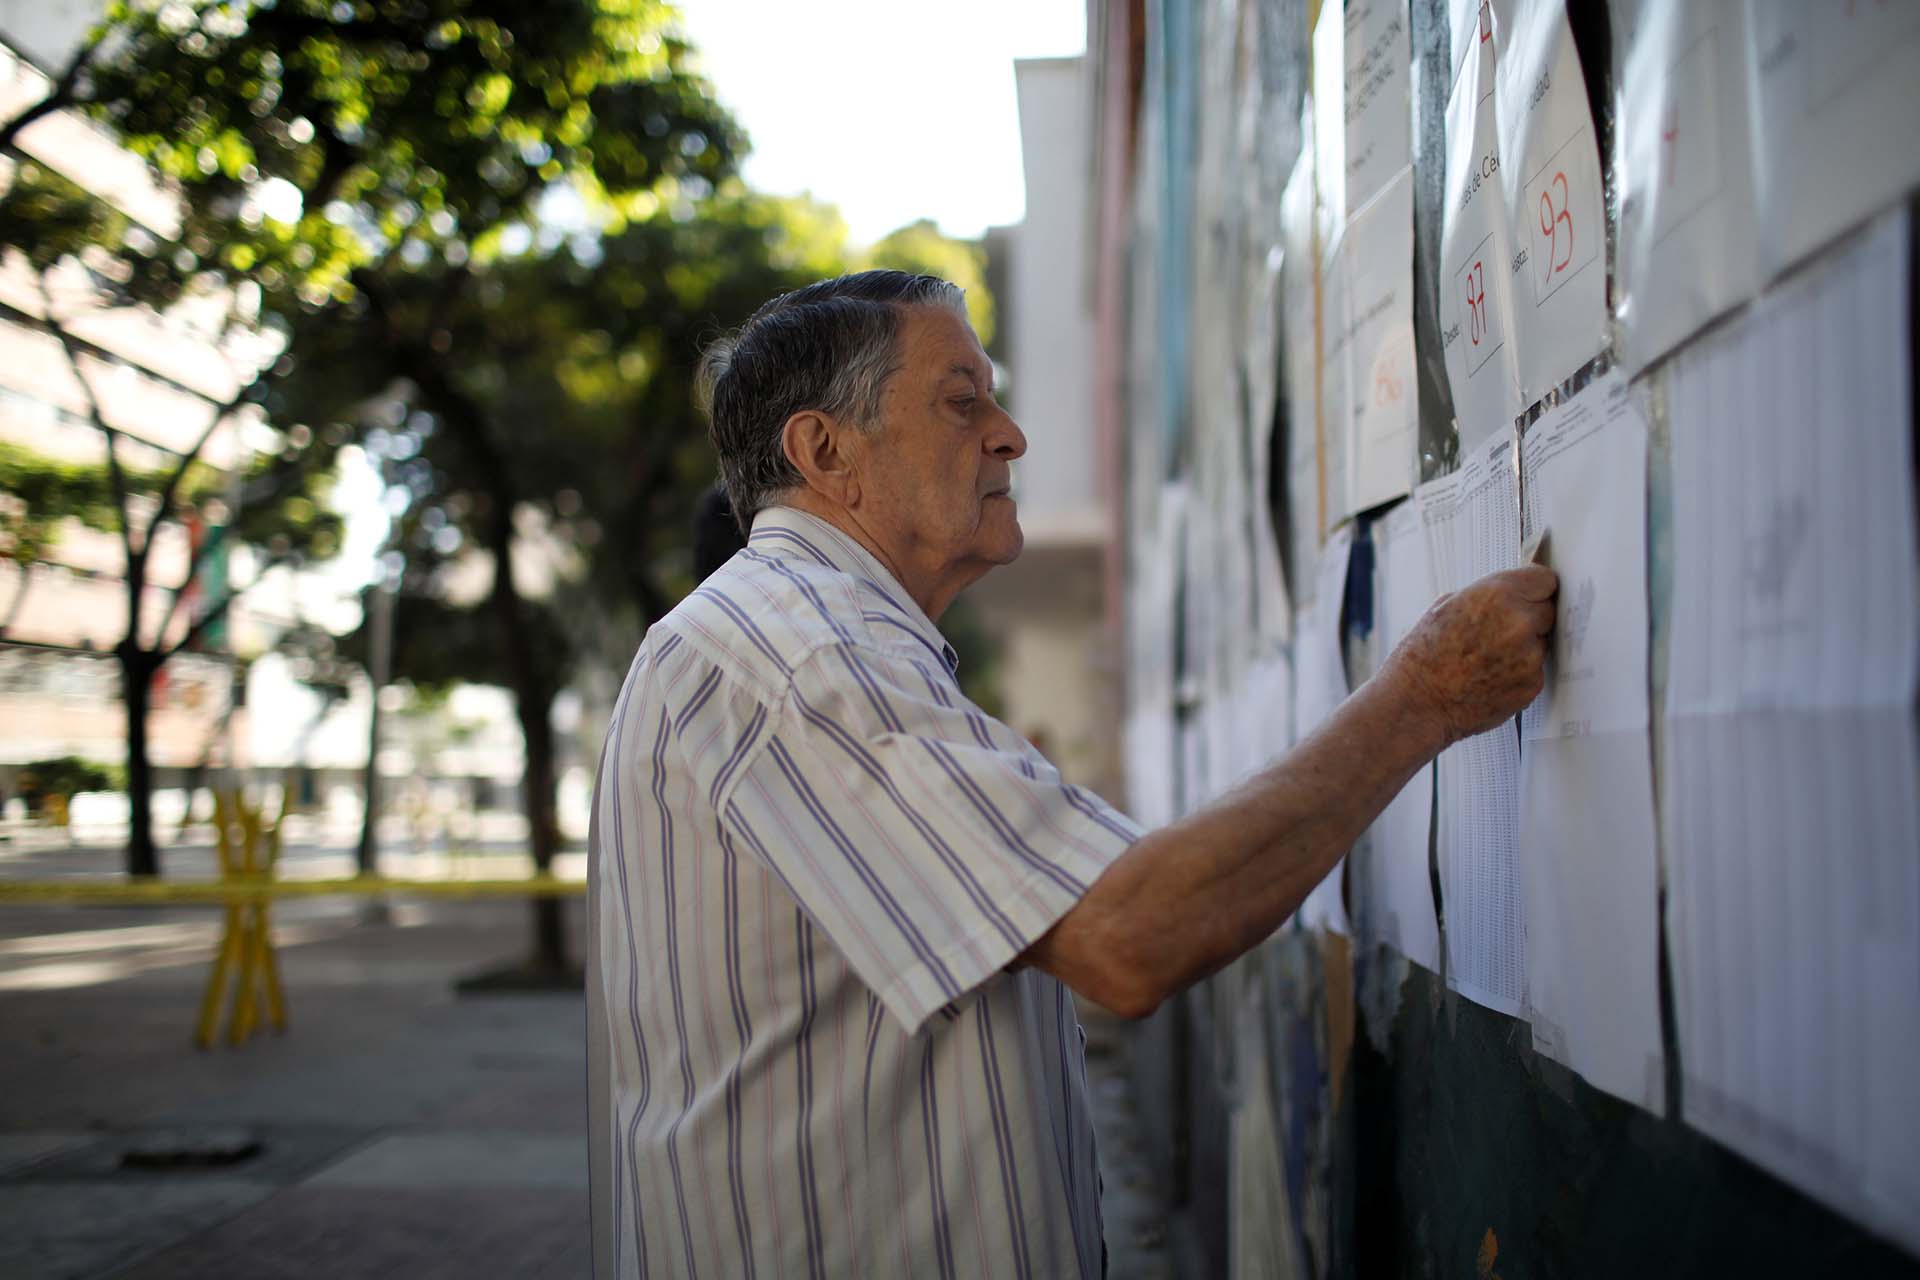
top-left (586, 506), bottom-right (1143, 1279)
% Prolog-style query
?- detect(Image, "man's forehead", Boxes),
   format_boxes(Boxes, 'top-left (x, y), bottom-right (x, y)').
top-left (902, 306), bottom-right (987, 373)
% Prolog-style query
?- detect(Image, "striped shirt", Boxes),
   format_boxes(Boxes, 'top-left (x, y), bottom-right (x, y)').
top-left (586, 505), bottom-right (1143, 1278)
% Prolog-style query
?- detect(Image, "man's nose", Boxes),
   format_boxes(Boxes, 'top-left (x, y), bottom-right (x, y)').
top-left (987, 404), bottom-right (1027, 460)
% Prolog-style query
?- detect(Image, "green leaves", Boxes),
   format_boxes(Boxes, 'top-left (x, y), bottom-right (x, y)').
top-left (0, 441), bottom-right (125, 565)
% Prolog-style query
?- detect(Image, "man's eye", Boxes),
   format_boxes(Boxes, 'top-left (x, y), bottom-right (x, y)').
top-left (950, 397), bottom-right (976, 414)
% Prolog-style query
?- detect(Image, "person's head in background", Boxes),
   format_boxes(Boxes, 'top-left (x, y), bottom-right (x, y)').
top-left (692, 483), bottom-right (744, 583)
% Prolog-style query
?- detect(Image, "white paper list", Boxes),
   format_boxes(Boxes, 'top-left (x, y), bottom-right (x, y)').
top-left (1665, 212), bottom-right (1919, 717)
top-left (1516, 373), bottom-right (1664, 1110)
top-left (1422, 428), bottom-right (1527, 1016)
top-left (1356, 498), bottom-right (1443, 972)
top-left (1663, 209), bottom-right (1920, 1253)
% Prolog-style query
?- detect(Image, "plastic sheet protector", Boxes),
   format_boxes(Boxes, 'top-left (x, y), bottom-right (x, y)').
top-left (1344, 170), bottom-right (1419, 515)
top-left (1441, 0), bottom-right (1608, 444)
top-left (1747, 0), bottom-right (1920, 284)
top-left (1356, 499), bottom-right (1442, 972)
top-left (1293, 524), bottom-right (1356, 935)
top-left (1613, 0), bottom-right (1759, 374)
top-left (1515, 373), bottom-right (1663, 1110)
top-left (1440, 1), bottom-right (1524, 445)
top-left (1490, 0), bottom-right (1608, 400)
top-left (1663, 209), bottom-right (1920, 1252)
top-left (1420, 427), bottom-right (1526, 1015)
top-left (1344, 0), bottom-right (1412, 213)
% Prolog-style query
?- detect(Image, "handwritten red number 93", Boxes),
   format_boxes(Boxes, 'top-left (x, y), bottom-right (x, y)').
top-left (1465, 261), bottom-right (1488, 347)
top-left (1538, 171), bottom-right (1574, 287)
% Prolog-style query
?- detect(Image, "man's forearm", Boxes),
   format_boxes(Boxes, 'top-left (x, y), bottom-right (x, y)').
top-left (1025, 666), bottom-right (1450, 1018)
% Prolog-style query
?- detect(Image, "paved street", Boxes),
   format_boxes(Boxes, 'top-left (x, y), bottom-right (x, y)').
top-left (0, 837), bottom-right (1172, 1277)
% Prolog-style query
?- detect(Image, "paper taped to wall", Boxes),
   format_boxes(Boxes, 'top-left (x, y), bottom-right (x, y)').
top-left (1421, 428), bottom-right (1527, 1015)
top-left (1516, 372), bottom-right (1663, 1110)
top-left (1356, 498), bottom-right (1442, 972)
top-left (1614, 0), bottom-right (1760, 374)
top-left (1344, 169), bottom-right (1419, 515)
top-left (1747, 0), bottom-right (1920, 284)
top-left (1345, 0), bottom-right (1413, 214)
top-left (1663, 208), bottom-right (1920, 1251)
top-left (1491, 0), bottom-right (1609, 400)
top-left (1440, 8), bottom-right (1524, 446)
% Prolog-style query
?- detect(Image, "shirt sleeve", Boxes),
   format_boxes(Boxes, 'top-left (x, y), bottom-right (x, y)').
top-left (716, 638), bottom-right (1143, 1034)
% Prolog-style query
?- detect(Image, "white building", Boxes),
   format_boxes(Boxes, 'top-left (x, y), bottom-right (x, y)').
top-left (970, 55), bottom-right (1123, 803)
top-left (0, 9), bottom-right (379, 825)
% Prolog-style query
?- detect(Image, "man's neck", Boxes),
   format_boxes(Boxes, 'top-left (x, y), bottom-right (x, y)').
top-left (773, 492), bottom-right (962, 621)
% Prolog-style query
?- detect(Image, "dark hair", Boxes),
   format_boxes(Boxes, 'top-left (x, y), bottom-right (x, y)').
top-left (696, 270), bottom-right (965, 534)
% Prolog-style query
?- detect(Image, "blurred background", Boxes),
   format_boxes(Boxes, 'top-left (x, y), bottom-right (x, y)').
top-left (4, 1), bottom-right (1920, 1278)
top-left (0, 0), bottom-right (1116, 901)
top-left (0, 2), bottom-right (1150, 1276)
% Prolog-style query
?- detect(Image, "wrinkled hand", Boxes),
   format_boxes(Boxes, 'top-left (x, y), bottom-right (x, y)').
top-left (1385, 566), bottom-right (1558, 747)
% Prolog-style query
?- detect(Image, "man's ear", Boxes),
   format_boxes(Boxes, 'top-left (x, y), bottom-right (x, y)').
top-left (781, 409), bottom-right (863, 507)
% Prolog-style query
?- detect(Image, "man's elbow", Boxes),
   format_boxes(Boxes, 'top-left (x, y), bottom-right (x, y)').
top-left (1080, 960), bottom-right (1166, 1022)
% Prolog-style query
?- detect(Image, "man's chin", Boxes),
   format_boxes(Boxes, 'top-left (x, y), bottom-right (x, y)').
top-left (985, 505), bottom-right (1024, 563)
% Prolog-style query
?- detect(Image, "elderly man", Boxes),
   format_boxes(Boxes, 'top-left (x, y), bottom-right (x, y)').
top-left (587, 270), bottom-right (1555, 1277)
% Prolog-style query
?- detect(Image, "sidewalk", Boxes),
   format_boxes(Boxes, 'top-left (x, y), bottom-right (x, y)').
top-left (0, 846), bottom-right (1174, 1277)
top-left (0, 893), bottom-right (591, 1278)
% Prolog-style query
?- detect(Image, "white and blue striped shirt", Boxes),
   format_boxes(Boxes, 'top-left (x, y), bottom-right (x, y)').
top-left (587, 506), bottom-right (1142, 1278)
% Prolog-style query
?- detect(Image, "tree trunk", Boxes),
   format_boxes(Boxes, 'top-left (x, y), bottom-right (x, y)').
top-left (122, 646), bottom-right (159, 878)
top-left (357, 580), bottom-right (394, 877)
top-left (388, 307), bottom-right (573, 980)
top-left (487, 507), bottom-right (568, 974)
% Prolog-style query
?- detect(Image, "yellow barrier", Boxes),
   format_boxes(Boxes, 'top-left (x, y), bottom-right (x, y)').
top-left (0, 786), bottom-right (585, 1049)
top-left (196, 789), bottom-right (285, 1049)
top-left (0, 876), bottom-right (586, 903)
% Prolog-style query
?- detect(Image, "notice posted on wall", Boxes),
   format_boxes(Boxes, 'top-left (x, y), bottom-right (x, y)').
top-left (1343, 0), bottom-right (1411, 214)
top-left (1515, 373), bottom-right (1663, 1112)
top-left (1439, 11), bottom-right (1523, 446)
top-left (1343, 169), bottom-right (1419, 515)
top-left (1747, 0), bottom-right (1920, 284)
top-left (1491, 0), bottom-right (1608, 400)
top-left (1663, 209), bottom-right (1920, 1252)
top-left (1441, 0), bottom-right (1609, 442)
top-left (1614, 1), bottom-right (1759, 374)
top-left (1420, 427), bottom-right (1526, 1016)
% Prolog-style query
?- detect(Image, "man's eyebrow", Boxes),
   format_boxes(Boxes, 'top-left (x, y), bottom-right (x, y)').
top-left (945, 360), bottom-right (993, 392)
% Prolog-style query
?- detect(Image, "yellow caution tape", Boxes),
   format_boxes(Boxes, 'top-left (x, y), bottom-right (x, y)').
top-left (0, 876), bottom-right (585, 904)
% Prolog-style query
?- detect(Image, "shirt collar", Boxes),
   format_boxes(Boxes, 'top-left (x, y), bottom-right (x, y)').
top-left (747, 506), bottom-right (961, 676)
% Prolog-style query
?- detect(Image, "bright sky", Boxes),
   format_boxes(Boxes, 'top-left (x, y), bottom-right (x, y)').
top-left (672, 0), bottom-right (1087, 246)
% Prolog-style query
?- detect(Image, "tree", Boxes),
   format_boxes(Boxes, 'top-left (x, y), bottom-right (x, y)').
top-left (862, 217), bottom-right (996, 347)
top-left (313, 190), bottom-right (850, 968)
top-left (323, 194), bottom-right (1009, 893)
top-left (0, 0), bottom-right (742, 902)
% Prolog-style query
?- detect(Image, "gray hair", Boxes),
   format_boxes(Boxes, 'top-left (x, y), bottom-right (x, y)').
top-left (697, 270), bottom-right (967, 534)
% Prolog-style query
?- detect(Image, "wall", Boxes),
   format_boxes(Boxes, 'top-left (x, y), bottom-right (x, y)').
top-left (1093, 0), bottom-right (1920, 1274)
